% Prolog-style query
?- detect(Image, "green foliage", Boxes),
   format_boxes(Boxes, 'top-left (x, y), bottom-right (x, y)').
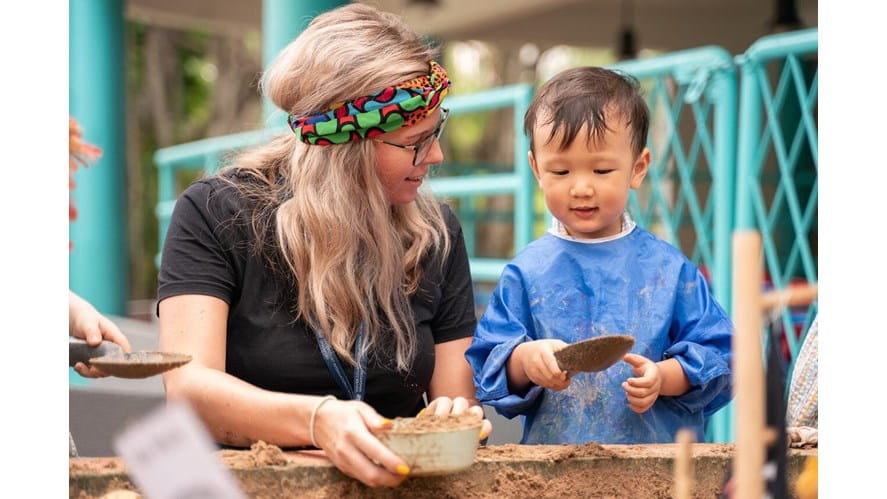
top-left (179, 32), bottom-right (213, 136)
top-left (441, 45), bottom-right (494, 165)
top-left (124, 23), bottom-right (220, 301)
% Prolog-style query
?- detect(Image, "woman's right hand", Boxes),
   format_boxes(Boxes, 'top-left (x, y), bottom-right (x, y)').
top-left (312, 399), bottom-right (411, 487)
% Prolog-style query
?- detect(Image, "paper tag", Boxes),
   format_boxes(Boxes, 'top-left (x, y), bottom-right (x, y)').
top-left (113, 401), bottom-right (246, 499)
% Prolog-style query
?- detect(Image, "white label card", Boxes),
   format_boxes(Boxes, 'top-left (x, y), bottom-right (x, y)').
top-left (113, 401), bottom-right (246, 499)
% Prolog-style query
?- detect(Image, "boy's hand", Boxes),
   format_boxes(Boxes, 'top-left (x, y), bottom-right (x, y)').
top-left (513, 339), bottom-right (571, 391)
top-left (622, 353), bottom-right (663, 413)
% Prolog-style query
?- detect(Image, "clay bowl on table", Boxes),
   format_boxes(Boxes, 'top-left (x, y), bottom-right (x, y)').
top-left (375, 414), bottom-right (483, 476)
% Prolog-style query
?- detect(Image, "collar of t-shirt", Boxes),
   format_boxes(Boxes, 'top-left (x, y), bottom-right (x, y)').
top-left (548, 211), bottom-right (637, 244)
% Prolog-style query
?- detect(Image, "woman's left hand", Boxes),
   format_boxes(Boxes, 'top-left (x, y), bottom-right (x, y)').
top-left (421, 396), bottom-right (492, 441)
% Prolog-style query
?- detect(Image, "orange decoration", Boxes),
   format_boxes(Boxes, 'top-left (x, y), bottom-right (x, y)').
top-left (69, 117), bottom-right (102, 249)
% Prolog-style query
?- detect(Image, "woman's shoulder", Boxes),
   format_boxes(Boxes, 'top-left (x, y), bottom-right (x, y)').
top-left (179, 172), bottom-right (230, 199)
top-left (437, 202), bottom-right (464, 236)
top-left (179, 171), bottom-right (266, 216)
top-left (171, 174), bottom-right (274, 245)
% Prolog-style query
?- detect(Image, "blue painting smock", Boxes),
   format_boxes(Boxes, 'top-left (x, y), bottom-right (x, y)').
top-left (465, 214), bottom-right (733, 444)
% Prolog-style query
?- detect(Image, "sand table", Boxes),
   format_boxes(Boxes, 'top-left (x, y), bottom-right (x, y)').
top-left (71, 442), bottom-right (816, 498)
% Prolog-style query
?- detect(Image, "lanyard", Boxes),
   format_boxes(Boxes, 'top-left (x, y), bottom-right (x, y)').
top-left (314, 324), bottom-right (367, 401)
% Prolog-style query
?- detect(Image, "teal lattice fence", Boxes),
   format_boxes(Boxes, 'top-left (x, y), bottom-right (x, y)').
top-left (735, 28), bottom-right (818, 376)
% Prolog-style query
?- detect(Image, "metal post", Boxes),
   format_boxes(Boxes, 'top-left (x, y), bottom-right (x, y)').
top-left (706, 61), bottom-right (738, 444)
top-left (735, 61), bottom-right (762, 231)
top-left (262, 0), bottom-right (348, 119)
top-left (69, 0), bottom-right (127, 315)
top-left (711, 66), bottom-right (737, 317)
top-left (513, 84), bottom-right (535, 252)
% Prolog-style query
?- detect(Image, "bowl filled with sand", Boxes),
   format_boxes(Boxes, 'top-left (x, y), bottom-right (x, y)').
top-left (375, 413), bottom-right (484, 476)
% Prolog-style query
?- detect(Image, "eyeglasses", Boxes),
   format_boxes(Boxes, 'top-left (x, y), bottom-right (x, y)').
top-left (373, 108), bottom-right (449, 166)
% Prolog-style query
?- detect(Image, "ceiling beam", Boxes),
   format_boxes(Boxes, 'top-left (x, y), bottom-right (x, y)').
top-left (126, 0), bottom-right (261, 36)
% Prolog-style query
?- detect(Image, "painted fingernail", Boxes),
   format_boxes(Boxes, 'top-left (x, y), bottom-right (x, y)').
top-left (396, 464), bottom-right (411, 476)
top-left (479, 428), bottom-right (491, 440)
top-left (417, 408), bottom-right (426, 417)
top-left (379, 418), bottom-right (393, 427)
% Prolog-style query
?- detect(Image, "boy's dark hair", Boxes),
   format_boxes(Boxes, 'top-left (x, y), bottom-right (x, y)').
top-left (524, 67), bottom-right (649, 156)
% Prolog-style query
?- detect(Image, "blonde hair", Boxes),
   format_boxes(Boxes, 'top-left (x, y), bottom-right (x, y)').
top-left (221, 4), bottom-right (450, 371)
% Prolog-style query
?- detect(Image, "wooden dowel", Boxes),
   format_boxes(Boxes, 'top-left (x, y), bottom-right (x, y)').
top-left (673, 428), bottom-right (695, 499)
top-left (760, 284), bottom-right (818, 310)
top-left (732, 230), bottom-right (765, 499)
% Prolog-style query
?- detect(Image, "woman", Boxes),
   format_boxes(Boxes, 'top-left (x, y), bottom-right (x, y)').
top-left (157, 3), bottom-right (489, 488)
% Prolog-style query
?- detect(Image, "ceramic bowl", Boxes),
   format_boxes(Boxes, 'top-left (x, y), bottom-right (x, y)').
top-left (376, 417), bottom-right (483, 476)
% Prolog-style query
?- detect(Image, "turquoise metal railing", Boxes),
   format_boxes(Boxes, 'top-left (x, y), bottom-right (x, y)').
top-left (154, 84), bottom-right (535, 284)
top-left (428, 84), bottom-right (535, 281)
top-left (611, 47), bottom-right (738, 443)
top-left (735, 29), bottom-right (818, 366)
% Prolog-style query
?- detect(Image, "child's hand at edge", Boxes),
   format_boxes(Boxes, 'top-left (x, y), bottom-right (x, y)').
top-left (510, 339), bottom-right (571, 391)
top-left (70, 290), bottom-right (132, 378)
top-left (622, 353), bottom-right (663, 413)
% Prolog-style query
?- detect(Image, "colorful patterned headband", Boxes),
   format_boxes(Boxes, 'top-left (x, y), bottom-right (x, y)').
top-left (288, 61), bottom-right (451, 145)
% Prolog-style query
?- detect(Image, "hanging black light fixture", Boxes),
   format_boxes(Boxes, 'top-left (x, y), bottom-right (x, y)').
top-left (770, 0), bottom-right (803, 32)
top-left (618, 0), bottom-right (638, 60)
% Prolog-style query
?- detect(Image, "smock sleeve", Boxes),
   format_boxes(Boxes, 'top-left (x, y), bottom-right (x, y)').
top-left (465, 264), bottom-right (544, 418)
top-left (662, 262), bottom-right (734, 416)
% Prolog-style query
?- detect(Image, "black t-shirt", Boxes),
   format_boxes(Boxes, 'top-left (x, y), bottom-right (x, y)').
top-left (157, 175), bottom-right (476, 418)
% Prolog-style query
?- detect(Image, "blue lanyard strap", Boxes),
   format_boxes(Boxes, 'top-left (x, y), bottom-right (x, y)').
top-left (314, 324), bottom-right (367, 401)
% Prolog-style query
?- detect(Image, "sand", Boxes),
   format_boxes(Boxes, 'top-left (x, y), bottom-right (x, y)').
top-left (71, 442), bottom-right (815, 498)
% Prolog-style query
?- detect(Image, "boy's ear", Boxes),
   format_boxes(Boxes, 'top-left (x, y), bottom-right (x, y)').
top-left (630, 147), bottom-right (651, 189)
top-left (528, 150), bottom-right (542, 184)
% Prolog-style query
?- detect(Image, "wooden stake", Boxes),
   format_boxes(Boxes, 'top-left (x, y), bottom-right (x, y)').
top-left (732, 230), bottom-right (765, 499)
top-left (673, 428), bottom-right (695, 499)
top-left (760, 283), bottom-right (818, 310)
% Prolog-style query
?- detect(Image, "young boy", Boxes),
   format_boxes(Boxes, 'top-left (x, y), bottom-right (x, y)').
top-left (465, 67), bottom-right (733, 444)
